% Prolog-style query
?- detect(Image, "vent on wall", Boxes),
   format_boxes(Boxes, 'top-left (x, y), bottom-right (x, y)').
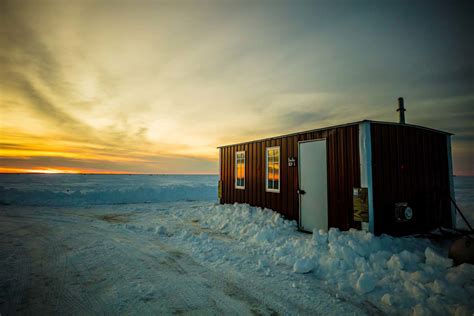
top-left (395, 202), bottom-right (413, 222)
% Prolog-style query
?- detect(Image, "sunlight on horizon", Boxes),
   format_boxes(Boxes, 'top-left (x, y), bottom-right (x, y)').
top-left (0, 167), bottom-right (81, 174)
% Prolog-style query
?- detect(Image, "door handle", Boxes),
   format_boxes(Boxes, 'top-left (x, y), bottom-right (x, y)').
top-left (298, 189), bottom-right (306, 195)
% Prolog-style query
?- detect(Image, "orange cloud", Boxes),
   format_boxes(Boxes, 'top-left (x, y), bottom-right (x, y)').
top-left (0, 166), bottom-right (140, 174)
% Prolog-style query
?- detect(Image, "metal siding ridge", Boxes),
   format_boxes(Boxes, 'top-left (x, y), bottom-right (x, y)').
top-left (447, 135), bottom-right (456, 228)
top-left (359, 122), bottom-right (375, 233)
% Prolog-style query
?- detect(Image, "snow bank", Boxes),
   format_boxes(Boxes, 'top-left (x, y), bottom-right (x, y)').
top-left (454, 177), bottom-right (474, 230)
top-left (0, 185), bottom-right (217, 206)
top-left (293, 257), bottom-right (314, 274)
top-left (181, 203), bottom-right (473, 315)
top-left (0, 174), bottom-right (217, 206)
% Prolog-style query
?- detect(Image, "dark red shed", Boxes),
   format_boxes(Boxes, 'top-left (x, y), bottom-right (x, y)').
top-left (218, 118), bottom-right (455, 236)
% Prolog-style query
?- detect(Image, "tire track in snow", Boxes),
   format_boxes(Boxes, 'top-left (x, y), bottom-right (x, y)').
top-left (0, 219), bottom-right (34, 315)
top-left (0, 212), bottom-right (115, 315)
top-left (0, 205), bottom-right (377, 315)
top-left (147, 214), bottom-right (377, 315)
top-left (86, 220), bottom-right (269, 315)
top-left (116, 225), bottom-right (307, 315)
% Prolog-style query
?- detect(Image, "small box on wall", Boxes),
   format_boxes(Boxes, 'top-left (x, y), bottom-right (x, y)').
top-left (353, 187), bottom-right (369, 222)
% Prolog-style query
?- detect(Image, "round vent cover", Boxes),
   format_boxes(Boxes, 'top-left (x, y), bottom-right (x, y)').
top-left (395, 203), bottom-right (413, 222)
top-left (404, 207), bottom-right (413, 220)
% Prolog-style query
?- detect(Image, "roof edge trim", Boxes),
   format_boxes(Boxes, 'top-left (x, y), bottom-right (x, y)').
top-left (217, 120), bottom-right (453, 149)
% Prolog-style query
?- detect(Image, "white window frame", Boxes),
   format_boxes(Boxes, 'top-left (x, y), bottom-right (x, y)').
top-left (235, 151), bottom-right (245, 189)
top-left (265, 146), bottom-right (280, 193)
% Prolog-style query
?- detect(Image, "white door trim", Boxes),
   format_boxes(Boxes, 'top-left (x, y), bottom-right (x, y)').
top-left (359, 121), bottom-right (375, 233)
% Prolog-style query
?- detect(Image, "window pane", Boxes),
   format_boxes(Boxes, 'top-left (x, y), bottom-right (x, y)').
top-left (266, 148), bottom-right (280, 190)
top-left (235, 152), bottom-right (245, 187)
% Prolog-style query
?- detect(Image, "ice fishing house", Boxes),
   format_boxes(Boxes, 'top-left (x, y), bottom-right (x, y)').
top-left (217, 98), bottom-right (455, 236)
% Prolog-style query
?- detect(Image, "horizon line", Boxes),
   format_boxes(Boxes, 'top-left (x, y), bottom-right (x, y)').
top-left (0, 172), bottom-right (219, 176)
top-left (1, 173), bottom-right (473, 177)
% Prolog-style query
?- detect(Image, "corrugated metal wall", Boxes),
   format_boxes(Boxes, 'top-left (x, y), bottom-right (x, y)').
top-left (371, 123), bottom-right (451, 235)
top-left (219, 124), bottom-right (361, 230)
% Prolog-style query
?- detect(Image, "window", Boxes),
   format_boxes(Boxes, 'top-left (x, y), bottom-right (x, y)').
top-left (235, 151), bottom-right (245, 189)
top-left (266, 146), bottom-right (280, 192)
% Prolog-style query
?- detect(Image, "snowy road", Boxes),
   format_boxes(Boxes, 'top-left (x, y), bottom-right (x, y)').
top-left (0, 202), bottom-right (373, 315)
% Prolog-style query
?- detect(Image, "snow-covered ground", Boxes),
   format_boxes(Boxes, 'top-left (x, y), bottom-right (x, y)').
top-left (455, 176), bottom-right (474, 230)
top-left (0, 174), bottom-right (217, 206)
top-left (0, 175), bottom-right (473, 315)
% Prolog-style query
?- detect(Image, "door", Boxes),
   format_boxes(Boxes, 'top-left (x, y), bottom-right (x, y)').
top-left (298, 139), bottom-right (328, 232)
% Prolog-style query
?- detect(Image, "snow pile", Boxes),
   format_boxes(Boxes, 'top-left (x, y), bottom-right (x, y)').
top-left (182, 203), bottom-right (473, 315)
top-left (154, 225), bottom-right (167, 235)
top-left (355, 273), bottom-right (376, 294)
top-left (425, 247), bottom-right (453, 268)
top-left (293, 257), bottom-right (314, 274)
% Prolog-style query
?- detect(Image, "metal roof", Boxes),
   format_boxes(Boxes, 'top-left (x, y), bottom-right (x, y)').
top-left (217, 120), bottom-right (452, 149)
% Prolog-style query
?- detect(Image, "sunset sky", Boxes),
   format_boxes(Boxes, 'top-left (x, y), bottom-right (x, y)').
top-left (1, 0), bottom-right (473, 175)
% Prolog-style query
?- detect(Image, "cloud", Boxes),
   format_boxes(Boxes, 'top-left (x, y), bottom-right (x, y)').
top-left (0, 0), bottom-right (473, 174)
top-left (0, 1), bottom-right (68, 94)
top-left (0, 154), bottom-right (217, 174)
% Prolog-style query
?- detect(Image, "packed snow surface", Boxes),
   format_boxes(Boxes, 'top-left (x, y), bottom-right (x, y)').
top-left (0, 174), bottom-right (473, 315)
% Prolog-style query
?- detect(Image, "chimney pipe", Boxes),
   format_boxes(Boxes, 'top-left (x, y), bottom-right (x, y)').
top-left (397, 97), bottom-right (406, 124)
